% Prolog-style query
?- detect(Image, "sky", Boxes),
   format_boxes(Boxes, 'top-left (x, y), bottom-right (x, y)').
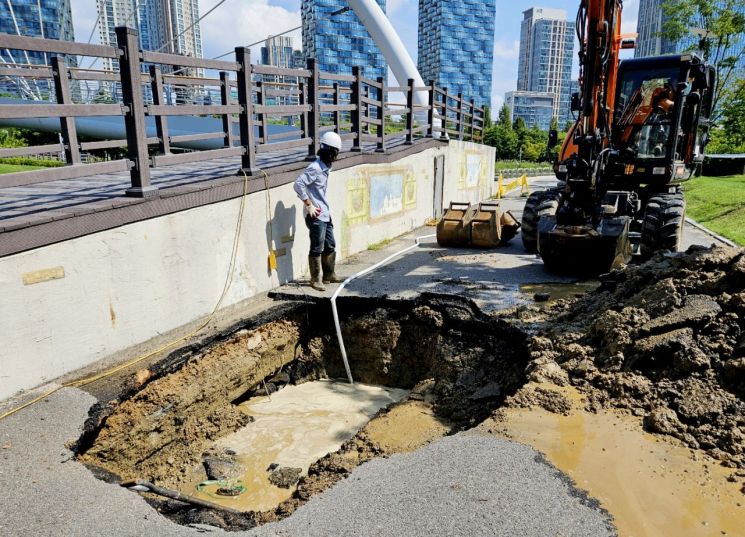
top-left (69, 0), bottom-right (640, 111)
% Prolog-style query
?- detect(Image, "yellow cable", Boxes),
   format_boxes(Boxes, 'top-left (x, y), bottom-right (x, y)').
top-left (0, 169), bottom-right (251, 422)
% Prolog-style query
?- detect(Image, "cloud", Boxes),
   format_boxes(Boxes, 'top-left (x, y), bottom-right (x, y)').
top-left (493, 39), bottom-right (520, 60)
top-left (199, 0), bottom-right (302, 59)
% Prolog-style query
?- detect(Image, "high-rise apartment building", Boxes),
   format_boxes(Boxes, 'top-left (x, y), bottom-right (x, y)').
top-left (635, 0), bottom-right (677, 57)
top-left (301, 0), bottom-right (387, 81)
top-left (515, 7), bottom-right (574, 128)
top-left (261, 36), bottom-right (303, 105)
top-left (0, 0), bottom-right (76, 98)
top-left (417, 0), bottom-right (496, 107)
top-left (505, 91), bottom-right (555, 131)
top-left (97, 0), bottom-right (203, 75)
top-left (261, 36), bottom-right (297, 71)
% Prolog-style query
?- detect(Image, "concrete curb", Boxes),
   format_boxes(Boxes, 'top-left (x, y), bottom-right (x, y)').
top-left (685, 217), bottom-right (737, 248)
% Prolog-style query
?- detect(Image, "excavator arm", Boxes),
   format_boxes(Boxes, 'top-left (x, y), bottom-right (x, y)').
top-left (528, 0), bottom-right (715, 274)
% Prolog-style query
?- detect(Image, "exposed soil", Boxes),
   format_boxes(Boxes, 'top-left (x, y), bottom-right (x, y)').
top-left (77, 295), bottom-right (529, 531)
top-left (75, 245), bottom-right (745, 533)
top-left (510, 245), bottom-right (745, 473)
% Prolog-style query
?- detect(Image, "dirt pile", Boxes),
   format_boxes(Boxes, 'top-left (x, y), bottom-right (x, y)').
top-left (520, 245), bottom-right (745, 470)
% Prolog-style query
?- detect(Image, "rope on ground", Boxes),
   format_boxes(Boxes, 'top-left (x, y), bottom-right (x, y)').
top-left (0, 169), bottom-right (252, 422)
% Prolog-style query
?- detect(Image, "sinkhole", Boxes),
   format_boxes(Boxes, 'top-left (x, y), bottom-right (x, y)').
top-left (74, 295), bottom-right (529, 531)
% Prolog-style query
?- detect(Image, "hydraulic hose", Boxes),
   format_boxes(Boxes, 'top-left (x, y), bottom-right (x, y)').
top-left (330, 233), bottom-right (437, 384)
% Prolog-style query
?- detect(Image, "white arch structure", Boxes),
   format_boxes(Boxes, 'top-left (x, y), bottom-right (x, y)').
top-left (345, 0), bottom-right (429, 109)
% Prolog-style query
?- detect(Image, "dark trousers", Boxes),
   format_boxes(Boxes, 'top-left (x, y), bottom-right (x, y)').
top-left (306, 216), bottom-right (336, 257)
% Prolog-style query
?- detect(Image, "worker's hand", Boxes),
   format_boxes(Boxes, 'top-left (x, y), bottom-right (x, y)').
top-left (306, 202), bottom-right (322, 219)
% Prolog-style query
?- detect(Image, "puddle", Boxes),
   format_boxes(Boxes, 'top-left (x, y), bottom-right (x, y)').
top-left (489, 385), bottom-right (744, 537)
top-left (190, 380), bottom-right (407, 512)
top-left (519, 281), bottom-right (599, 302)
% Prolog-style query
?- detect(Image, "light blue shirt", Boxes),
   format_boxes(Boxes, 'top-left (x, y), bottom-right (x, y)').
top-left (294, 158), bottom-right (331, 222)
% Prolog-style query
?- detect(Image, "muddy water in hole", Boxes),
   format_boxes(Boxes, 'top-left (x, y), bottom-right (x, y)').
top-left (489, 385), bottom-right (744, 537)
top-left (191, 380), bottom-right (407, 512)
top-left (519, 281), bottom-right (600, 302)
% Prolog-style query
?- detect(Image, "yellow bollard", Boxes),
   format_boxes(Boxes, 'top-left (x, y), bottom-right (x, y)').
top-left (497, 173), bottom-right (505, 199)
top-left (520, 174), bottom-right (530, 197)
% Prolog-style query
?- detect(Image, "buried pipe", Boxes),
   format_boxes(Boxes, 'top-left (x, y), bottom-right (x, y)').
top-left (330, 234), bottom-right (437, 384)
top-left (121, 479), bottom-right (244, 515)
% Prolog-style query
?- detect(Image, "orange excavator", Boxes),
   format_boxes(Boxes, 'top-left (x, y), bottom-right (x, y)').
top-left (521, 0), bottom-right (716, 274)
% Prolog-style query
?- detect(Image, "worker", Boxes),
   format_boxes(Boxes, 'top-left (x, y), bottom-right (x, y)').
top-left (294, 131), bottom-right (344, 291)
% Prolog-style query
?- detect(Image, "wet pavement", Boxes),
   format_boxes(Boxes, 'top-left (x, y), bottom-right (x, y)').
top-left (273, 177), bottom-right (727, 311)
top-left (0, 176), bottom-right (732, 537)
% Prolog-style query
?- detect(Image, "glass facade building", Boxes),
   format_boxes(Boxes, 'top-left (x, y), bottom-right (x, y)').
top-left (635, 0), bottom-right (744, 78)
top-left (301, 0), bottom-right (387, 81)
top-left (417, 0), bottom-right (496, 107)
top-left (635, 0), bottom-right (677, 58)
top-left (505, 91), bottom-right (555, 131)
top-left (516, 7), bottom-right (574, 128)
top-left (0, 0), bottom-right (76, 98)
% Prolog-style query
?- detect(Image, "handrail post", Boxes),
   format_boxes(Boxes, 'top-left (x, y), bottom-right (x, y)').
top-left (299, 80), bottom-right (309, 145)
top-left (220, 71), bottom-right (235, 148)
top-left (350, 66), bottom-right (362, 152)
top-left (257, 81), bottom-right (269, 144)
top-left (149, 65), bottom-right (170, 155)
top-left (470, 98), bottom-right (476, 142)
top-left (116, 26), bottom-right (156, 198)
top-left (457, 92), bottom-right (464, 141)
top-left (440, 86), bottom-right (449, 141)
top-left (306, 58), bottom-right (320, 161)
top-left (427, 80), bottom-right (435, 138)
top-left (51, 56), bottom-right (80, 165)
top-left (405, 77), bottom-right (414, 145)
top-left (333, 82), bottom-right (341, 133)
top-left (235, 46), bottom-right (258, 174)
top-left (376, 75), bottom-right (386, 153)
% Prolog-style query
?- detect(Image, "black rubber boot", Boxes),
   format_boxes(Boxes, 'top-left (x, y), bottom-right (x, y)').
top-left (308, 256), bottom-right (326, 291)
top-left (321, 251), bottom-right (343, 284)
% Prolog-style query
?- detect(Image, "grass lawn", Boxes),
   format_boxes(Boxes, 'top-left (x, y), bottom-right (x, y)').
top-left (684, 174), bottom-right (745, 246)
top-left (0, 163), bottom-right (47, 174)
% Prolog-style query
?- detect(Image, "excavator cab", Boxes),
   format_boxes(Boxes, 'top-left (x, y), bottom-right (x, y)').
top-left (608, 54), bottom-right (715, 187)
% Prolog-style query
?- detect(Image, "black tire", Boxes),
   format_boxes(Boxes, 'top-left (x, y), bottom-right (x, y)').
top-left (521, 189), bottom-right (561, 252)
top-left (640, 193), bottom-right (686, 258)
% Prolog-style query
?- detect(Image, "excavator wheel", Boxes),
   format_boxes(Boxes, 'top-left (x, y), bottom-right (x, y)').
top-left (521, 189), bottom-right (561, 253)
top-left (640, 193), bottom-right (686, 258)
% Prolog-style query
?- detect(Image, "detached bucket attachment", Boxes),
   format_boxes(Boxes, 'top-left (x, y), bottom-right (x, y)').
top-left (437, 202), bottom-right (475, 247)
top-left (470, 201), bottom-right (503, 248)
top-left (499, 210), bottom-right (521, 243)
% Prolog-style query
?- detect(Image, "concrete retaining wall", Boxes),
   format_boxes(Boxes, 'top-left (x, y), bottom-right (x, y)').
top-left (0, 140), bottom-right (495, 400)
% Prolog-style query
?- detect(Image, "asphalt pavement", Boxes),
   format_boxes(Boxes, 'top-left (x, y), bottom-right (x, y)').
top-left (0, 176), bottom-right (731, 537)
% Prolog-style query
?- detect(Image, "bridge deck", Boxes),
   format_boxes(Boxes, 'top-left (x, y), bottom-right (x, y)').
top-left (0, 137), bottom-right (440, 256)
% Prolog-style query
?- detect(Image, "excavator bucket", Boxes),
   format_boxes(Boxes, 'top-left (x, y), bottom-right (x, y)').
top-left (437, 202), bottom-right (475, 247)
top-left (470, 201), bottom-right (502, 248)
top-left (499, 210), bottom-right (521, 243)
top-left (537, 216), bottom-right (632, 275)
top-left (469, 201), bottom-right (521, 248)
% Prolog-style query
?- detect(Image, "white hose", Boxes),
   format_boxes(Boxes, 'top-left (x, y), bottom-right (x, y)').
top-left (331, 233), bottom-right (437, 384)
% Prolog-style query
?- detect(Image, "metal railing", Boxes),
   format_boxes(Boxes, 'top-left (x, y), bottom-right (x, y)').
top-left (0, 28), bottom-right (486, 197)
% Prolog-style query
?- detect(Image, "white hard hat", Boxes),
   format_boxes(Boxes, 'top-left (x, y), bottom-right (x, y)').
top-left (320, 131), bottom-right (342, 151)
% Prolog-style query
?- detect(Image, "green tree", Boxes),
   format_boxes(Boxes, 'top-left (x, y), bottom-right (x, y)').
top-left (660, 0), bottom-right (745, 122)
top-left (497, 104), bottom-right (512, 128)
top-left (482, 105), bottom-right (492, 129)
top-left (484, 124), bottom-right (518, 159)
top-left (549, 116), bottom-right (559, 133)
top-left (0, 128), bottom-right (26, 148)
